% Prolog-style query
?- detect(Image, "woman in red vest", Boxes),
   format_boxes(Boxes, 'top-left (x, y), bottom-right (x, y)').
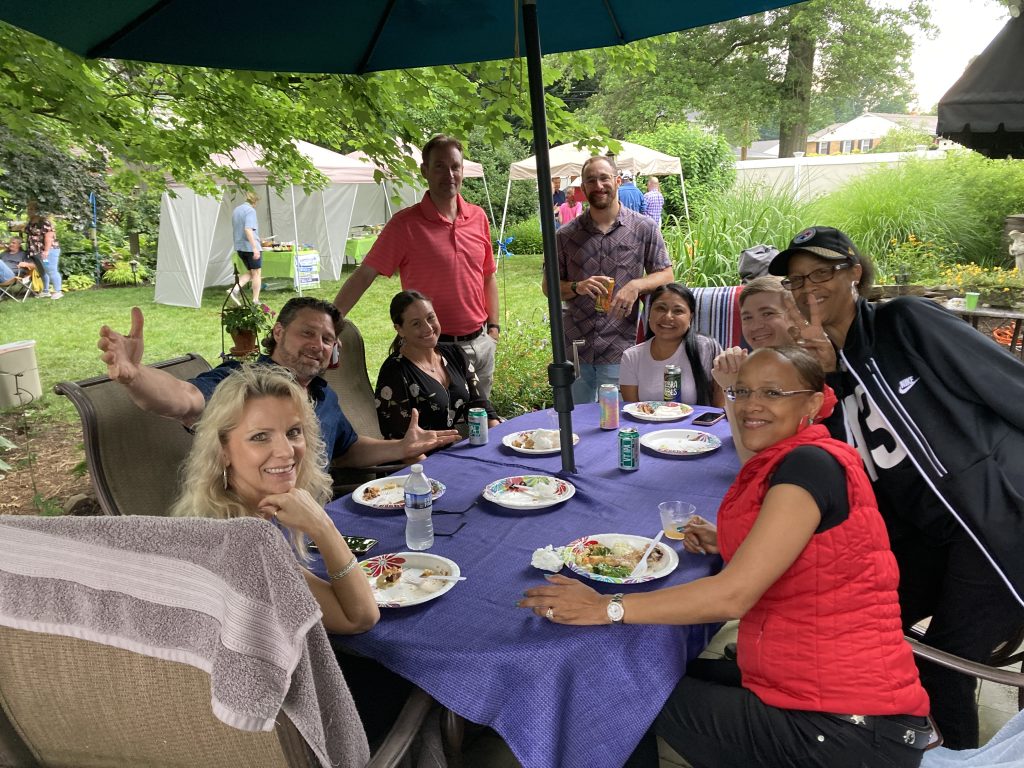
top-left (520, 346), bottom-right (930, 767)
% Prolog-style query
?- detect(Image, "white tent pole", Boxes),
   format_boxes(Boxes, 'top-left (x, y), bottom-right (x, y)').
top-left (290, 184), bottom-right (301, 294)
top-left (678, 170), bottom-right (690, 222)
top-left (480, 172), bottom-right (497, 231)
top-left (498, 177), bottom-right (513, 247)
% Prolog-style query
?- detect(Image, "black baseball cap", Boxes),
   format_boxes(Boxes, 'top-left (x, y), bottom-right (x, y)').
top-left (769, 226), bottom-right (862, 276)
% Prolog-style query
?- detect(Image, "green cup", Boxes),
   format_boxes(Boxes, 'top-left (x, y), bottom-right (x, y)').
top-left (965, 292), bottom-right (980, 311)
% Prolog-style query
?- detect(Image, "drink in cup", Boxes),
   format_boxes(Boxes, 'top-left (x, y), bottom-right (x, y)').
top-left (659, 500), bottom-right (697, 540)
top-left (595, 277), bottom-right (615, 314)
top-left (965, 292), bottom-right (980, 311)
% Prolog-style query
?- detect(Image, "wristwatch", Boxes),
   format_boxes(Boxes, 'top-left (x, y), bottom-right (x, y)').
top-left (570, 281), bottom-right (579, 295)
top-left (607, 593), bottom-right (625, 625)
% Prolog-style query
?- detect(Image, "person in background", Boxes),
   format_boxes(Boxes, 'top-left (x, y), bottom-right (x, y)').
top-left (617, 171), bottom-right (646, 214)
top-left (24, 202), bottom-right (62, 299)
top-left (558, 187), bottom-right (583, 226)
top-left (0, 237), bottom-right (30, 283)
top-left (170, 364), bottom-right (379, 635)
top-left (544, 155), bottom-right (673, 404)
top-left (521, 347), bottom-right (931, 768)
top-left (230, 191), bottom-right (262, 305)
top-left (771, 225), bottom-right (1024, 749)
top-left (643, 176), bottom-right (665, 228)
top-left (618, 283), bottom-right (722, 406)
top-left (551, 177), bottom-right (566, 229)
top-left (333, 134), bottom-right (501, 399)
top-left (375, 290), bottom-right (499, 440)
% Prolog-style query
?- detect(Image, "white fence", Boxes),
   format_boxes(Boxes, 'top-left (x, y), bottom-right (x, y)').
top-left (734, 149), bottom-right (948, 200)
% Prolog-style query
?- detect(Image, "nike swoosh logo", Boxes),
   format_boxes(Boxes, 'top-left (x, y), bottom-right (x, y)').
top-left (898, 377), bottom-right (919, 395)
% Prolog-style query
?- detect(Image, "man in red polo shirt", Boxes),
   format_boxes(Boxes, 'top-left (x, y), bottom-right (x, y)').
top-left (334, 135), bottom-right (500, 397)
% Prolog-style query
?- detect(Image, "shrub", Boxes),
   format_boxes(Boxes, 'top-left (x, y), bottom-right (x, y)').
top-left (628, 122), bottom-right (736, 220)
top-left (101, 260), bottom-right (150, 286)
top-left (876, 233), bottom-right (957, 285)
top-left (59, 251), bottom-right (102, 280)
top-left (64, 274), bottom-right (95, 292)
top-left (490, 312), bottom-right (554, 417)
top-left (502, 215), bottom-right (545, 256)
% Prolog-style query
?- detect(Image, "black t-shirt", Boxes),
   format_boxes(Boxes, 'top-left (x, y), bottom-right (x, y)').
top-left (769, 445), bottom-right (849, 534)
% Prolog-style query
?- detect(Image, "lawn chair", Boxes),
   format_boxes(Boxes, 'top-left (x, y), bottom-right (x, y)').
top-left (0, 514), bottom-right (435, 768)
top-left (321, 319), bottom-right (403, 496)
top-left (54, 353), bottom-right (212, 516)
top-left (0, 272), bottom-right (35, 302)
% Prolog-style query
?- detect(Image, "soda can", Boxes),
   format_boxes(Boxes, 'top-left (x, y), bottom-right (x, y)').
top-left (663, 365), bottom-right (682, 403)
top-left (468, 407), bottom-right (488, 445)
top-left (595, 277), bottom-right (615, 314)
top-left (618, 427), bottom-right (640, 471)
top-left (599, 384), bottom-right (620, 430)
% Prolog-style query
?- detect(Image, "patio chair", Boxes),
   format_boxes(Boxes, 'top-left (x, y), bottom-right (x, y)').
top-left (53, 353), bottom-right (212, 516)
top-left (321, 319), bottom-right (403, 496)
top-left (0, 515), bottom-right (435, 768)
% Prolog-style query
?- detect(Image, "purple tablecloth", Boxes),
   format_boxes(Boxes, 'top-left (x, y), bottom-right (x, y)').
top-left (322, 404), bottom-right (739, 768)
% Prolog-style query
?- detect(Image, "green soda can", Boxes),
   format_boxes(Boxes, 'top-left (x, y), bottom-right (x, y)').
top-left (618, 427), bottom-right (640, 471)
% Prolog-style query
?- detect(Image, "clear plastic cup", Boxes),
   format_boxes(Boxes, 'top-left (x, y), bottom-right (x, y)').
top-left (659, 501), bottom-right (696, 540)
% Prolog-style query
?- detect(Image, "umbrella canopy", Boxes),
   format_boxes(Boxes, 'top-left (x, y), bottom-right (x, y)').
top-left (509, 140), bottom-right (681, 181)
top-left (3, 2), bottom-right (798, 74)
top-left (0, 0), bottom-right (800, 473)
top-left (938, 13), bottom-right (1024, 159)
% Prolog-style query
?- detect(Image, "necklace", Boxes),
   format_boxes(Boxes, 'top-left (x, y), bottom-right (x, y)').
top-left (404, 350), bottom-right (443, 375)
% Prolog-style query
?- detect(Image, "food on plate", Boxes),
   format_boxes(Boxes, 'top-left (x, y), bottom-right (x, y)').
top-left (416, 569), bottom-right (448, 593)
top-left (374, 565), bottom-right (403, 589)
top-left (361, 481), bottom-right (399, 501)
top-left (634, 402), bottom-right (685, 418)
top-left (572, 540), bottom-right (664, 580)
top-left (511, 429), bottom-right (560, 450)
top-left (531, 545), bottom-right (565, 573)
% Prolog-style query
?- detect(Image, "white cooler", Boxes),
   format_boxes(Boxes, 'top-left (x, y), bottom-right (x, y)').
top-left (0, 340), bottom-right (43, 408)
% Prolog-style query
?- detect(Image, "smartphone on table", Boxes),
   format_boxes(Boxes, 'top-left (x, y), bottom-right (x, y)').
top-left (691, 411), bottom-right (725, 427)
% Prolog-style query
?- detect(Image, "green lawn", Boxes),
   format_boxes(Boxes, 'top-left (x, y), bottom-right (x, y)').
top-left (0, 254), bottom-right (550, 424)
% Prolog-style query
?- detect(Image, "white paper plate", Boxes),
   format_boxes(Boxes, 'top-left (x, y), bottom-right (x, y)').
top-left (562, 533), bottom-right (679, 584)
top-left (623, 401), bottom-right (694, 422)
top-left (483, 475), bottom-right (576, 509)
top-left (361, 552), bottom-right (461, 608)
top-left (640, 429), bottom-right (722, 456)
top-left (352, 476), bottom-right (446, 510)
top-left (501, 429), bottom-right (580, 455)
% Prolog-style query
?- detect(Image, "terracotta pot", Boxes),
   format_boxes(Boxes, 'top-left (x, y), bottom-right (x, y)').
top-left (228, 329), bottom-right (258, 356)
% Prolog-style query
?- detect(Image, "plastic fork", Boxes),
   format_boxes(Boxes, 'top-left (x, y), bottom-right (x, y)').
top-left (402, 572), bottom-right (466, 585)
top-left (628, 531), bottom-right (665, 579)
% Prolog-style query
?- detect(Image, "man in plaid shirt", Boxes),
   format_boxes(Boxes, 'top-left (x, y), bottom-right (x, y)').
top-left (644, 177), bottom-right (665, 228)
top-left (543, 156), bottom-right (674, 403)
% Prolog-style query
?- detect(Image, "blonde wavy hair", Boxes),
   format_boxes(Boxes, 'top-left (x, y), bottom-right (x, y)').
top-left (171, 365), bottom-right (332, 559)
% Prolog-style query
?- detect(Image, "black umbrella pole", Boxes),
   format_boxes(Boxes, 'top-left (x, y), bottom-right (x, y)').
top-left (522, 0), bottom-right (576, 474)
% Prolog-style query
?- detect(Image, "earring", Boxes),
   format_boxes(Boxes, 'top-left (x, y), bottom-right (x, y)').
top-left (222, 466), bottom-right (228, 490)
top-left (807, 416), bottom-right (815, 425)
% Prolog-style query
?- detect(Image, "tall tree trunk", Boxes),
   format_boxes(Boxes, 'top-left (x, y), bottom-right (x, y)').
top-left (777, 23), bottom-right (816, 158)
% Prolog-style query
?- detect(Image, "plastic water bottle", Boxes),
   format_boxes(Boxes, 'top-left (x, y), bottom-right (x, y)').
top-left (404, 464), bottom-right (434, 551)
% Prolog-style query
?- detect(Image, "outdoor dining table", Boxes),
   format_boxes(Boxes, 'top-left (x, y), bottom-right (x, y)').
top-left (319, 403), bottom-right (740, 768)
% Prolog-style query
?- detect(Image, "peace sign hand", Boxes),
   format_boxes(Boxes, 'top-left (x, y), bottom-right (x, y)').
top-left (782, 292), bottom-right (837, 373)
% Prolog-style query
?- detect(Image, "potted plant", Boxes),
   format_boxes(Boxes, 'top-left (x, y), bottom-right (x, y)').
top-left (222, 301), bottom-right (276, 357)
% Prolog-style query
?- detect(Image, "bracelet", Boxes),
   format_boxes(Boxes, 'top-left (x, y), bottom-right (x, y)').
top-left (328, 556), bottom-right (359, 582)
top-left (487, 322), bottom-right (501, 333)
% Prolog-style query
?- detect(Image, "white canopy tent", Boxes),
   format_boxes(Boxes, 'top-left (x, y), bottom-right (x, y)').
top-left (347, 146), bottom-right (496, 230)
top-left (155, 141), bottom-right (378, 308)
top-left (499, 140), bottom-right (688, 242)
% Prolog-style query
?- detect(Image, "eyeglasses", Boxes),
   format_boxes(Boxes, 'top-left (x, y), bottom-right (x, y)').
top-left (781, 262), bottom-right (852, 290)
top-left (724, 386), bottom-right (816, 402)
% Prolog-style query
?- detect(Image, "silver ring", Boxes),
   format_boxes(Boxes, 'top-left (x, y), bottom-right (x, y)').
top-left (545, 607), bottom-right (554, 620)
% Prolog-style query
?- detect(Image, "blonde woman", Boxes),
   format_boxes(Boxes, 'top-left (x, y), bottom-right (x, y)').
top-left (171, 364), bottom-right (378, 635)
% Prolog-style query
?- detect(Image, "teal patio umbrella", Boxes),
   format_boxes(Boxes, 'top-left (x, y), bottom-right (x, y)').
top-left (0, 0), bottom-right (798, 472)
